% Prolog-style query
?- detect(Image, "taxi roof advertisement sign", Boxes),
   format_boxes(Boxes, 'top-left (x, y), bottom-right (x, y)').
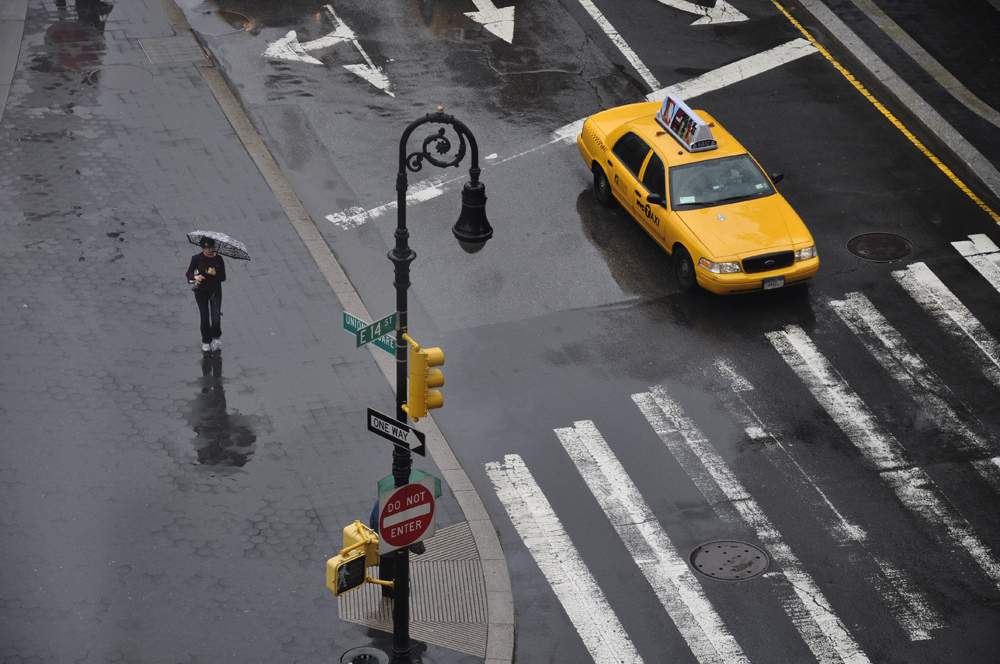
top-left (656, 95), bottom-right (718, 153)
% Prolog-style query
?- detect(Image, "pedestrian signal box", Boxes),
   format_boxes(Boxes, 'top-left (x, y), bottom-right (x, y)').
top-left (326, 521), bottom-right (389, 596)
top-left (401, 333), bottom-right (444, 422)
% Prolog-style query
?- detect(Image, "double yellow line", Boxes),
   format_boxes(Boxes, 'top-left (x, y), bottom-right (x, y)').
top-left (771, 0), bottom-right (1000, 224)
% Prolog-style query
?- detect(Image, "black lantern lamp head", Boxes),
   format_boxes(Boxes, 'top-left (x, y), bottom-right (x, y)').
top-left (452, 178), bottom-right (493, 253)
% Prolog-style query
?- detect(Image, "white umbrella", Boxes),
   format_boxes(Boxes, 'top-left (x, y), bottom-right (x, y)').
top-left (187, 230), bottom-right (251, 261)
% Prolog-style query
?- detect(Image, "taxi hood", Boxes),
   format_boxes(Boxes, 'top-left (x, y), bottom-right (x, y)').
top-left (676, 195), bottom-right (809, 259)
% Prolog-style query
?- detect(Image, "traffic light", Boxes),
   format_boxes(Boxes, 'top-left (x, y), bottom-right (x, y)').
top-left (401, 333), bottom-right (444, 422)
top-left (326, 521), bottom-right (380, 596)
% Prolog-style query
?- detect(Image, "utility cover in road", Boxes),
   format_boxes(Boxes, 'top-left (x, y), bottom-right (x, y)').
top-left (355, 312), bottom-right (396, 348)
top-left (367, 407), bottom-right (426, 456)
top-left (343, 312), bottom-right (395, 355)
top-left (378, 476), bottom-right (436, 554)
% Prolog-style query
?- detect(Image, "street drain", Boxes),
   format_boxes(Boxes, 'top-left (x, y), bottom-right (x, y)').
top-left (189, 11), bottom-right (250, 35)
top-left (86, 66), bottom-right (153, 91)
top-left (340, 646), bottom-right (389, 664)
top-left (846, 232), bottom-right (913, 262)
top-left (690, 541), bottom-right (770, 581)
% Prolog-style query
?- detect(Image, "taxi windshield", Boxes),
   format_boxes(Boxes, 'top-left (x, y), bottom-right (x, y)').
top-left (669, 154), bottom-right (774, 210)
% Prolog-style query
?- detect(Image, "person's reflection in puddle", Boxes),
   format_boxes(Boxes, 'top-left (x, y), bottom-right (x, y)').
top-left (189, 352), bottom-right (256, 468)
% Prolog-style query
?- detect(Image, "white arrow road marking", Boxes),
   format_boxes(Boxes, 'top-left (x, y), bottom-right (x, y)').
top-left (630, 396), bottom-right (870, 664)
top-left (556, 421), bottom-right (750, 664)
top-left (576, 0), bottom-right (660, 90)
top-left (465, 0), bottom-right (515, 44)
top-left (654, 0), bottom-right (748, 25)
top-left (486, 454), bottom-right (643, 664)
top-left (713, 358), bottom-right (942, 642)
top-left (769, 324), bottom-right (1000, 589)
top-left (262, 5), bottom-right (393, 96)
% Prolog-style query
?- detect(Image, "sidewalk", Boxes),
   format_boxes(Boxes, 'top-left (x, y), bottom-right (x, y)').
top-left (790, 0), bottom-right (1000, 205)
top-left (0, 1), bottom-right (509, 662)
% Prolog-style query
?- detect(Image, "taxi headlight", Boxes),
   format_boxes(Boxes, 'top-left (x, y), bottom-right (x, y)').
top-left (795, 245), bottom-right (817, 262)
top-left (698, 257), bottom-right (742, 274)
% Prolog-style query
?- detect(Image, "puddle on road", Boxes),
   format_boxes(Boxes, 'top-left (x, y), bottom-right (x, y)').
top-left (186, 353), bottom-right (257, 468)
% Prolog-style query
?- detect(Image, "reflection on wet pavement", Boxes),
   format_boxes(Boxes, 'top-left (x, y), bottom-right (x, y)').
top-left (45, 0), bottom-right (113, 71)
top-left (187, 353), bottom-right (256, 467)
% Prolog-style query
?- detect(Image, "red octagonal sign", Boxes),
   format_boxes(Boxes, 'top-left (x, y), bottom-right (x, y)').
top-left (379, 476), bottom-right (436, 554)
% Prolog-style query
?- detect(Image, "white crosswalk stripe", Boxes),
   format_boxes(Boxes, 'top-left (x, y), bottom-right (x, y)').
top-left (555, 421), bottom-right (750, 664)
top-left (713, 358), bottom-right (943, 641)
top-left (768, 324), bottom-right (1000, 588)
top-left (830, 291), bottom-right (1000, 492)
top-left (893, 262), bottom-right (1000, 389)
top-left (953, 234), bottom-right (1000, 292)
top-left (485, 454), bottom-right (643, 664)
top-left (633, 391), bottom-right (871, 663)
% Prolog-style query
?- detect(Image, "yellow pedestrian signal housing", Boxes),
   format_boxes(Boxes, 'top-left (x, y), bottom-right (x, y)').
top-left (401, 333), bottom-right (444, 422)
top-left (326, 521), bottom-right (389, 596)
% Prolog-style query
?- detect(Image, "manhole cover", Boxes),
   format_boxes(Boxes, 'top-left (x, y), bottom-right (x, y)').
top-left (86, 65), bottom-right (153, 90)
top-left (846, 232), bottom-right (913, 262)
top-left (340, 647), bottom-right (389, 664)
top-left (690, 541), bottom-right (770, 581)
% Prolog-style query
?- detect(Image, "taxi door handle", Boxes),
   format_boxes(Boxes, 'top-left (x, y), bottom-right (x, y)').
top-left (607, 159), bottom-right (613, 167)
top-left (635, 190), bottom-right (641, 196)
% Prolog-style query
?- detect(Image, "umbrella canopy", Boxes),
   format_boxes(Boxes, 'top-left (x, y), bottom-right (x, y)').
top-left (187, 230), bottom-right (251, 261)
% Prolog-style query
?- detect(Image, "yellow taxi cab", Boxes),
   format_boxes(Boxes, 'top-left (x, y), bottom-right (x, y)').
top-left (578, 95), bottom-right (819, 293)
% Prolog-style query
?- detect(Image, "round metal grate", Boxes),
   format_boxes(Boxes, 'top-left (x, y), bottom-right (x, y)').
top-left (340, 647), bottom-right (389, 664)
top-left (690, 541), bottom-right (770, 581)
top-left (846, 233), bottom-right (913, 262)
top-left (86, 66), bottom-right (153, 91)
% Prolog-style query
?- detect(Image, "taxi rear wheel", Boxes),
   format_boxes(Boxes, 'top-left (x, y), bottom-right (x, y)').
top-left (674, 246), bottom-right (697, 292)
top-left (593, 167), bottom-right (614, 208)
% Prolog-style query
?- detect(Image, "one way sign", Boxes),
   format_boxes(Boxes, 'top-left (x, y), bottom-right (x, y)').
top-left (367, 408), bottom-right (426, 456)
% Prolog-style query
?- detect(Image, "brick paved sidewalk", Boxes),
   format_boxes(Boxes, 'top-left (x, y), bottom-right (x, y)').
top-left (0, 1), bottom-right (487, 662)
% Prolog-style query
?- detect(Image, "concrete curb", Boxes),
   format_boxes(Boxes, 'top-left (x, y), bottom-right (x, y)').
top-left (154, 1), bottom-right (514, 662)
top-left (0, 0), bottom-right (29, 124)
top-left (793, 0), bottom-right (1000, 203)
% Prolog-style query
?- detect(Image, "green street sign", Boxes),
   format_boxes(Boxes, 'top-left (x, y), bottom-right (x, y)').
top-left (343, 312), bottom-right (395, 355)
top-left (356, 313), bottom-right (396, 348)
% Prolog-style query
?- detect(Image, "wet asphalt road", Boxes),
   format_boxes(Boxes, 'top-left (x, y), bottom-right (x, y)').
top-left (186, 0), bottom-right (1000, 661)
top-left (4, 0), bottom-right (1000, 662)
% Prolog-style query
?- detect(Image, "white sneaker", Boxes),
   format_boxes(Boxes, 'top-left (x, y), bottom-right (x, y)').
top-left (201, 342), bottom-right (212, 352)
top-left (210, 338), bottom-right (222, 351)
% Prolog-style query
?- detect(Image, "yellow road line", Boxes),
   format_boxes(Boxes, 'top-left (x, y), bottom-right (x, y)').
top-left (771, 0), bottom-right (1000, 224)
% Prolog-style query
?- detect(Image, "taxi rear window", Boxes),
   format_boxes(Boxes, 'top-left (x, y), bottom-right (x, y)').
top-left (669, 154), bottom-right (774, 210)
top-left (612, 132), bottom-right (651, 176)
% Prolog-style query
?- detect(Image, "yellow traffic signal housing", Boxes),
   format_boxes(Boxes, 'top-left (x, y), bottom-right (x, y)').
top-left (326, 521), bottom-right (384, 596)
top-left (402, 333), bottom-right (444, 422)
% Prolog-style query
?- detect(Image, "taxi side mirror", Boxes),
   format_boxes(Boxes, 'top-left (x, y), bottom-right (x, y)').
top-left (647, 193), bottom-right (665, 207)
top-left (770, 172), bottom-right (784, 184)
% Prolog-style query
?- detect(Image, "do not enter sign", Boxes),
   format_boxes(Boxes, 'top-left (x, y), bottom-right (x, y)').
top-left (378, 475), bottom-right (436, 554)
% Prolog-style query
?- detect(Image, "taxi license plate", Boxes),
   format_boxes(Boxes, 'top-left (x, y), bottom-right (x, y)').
top-left (763, 276), bottom-right (785, 290)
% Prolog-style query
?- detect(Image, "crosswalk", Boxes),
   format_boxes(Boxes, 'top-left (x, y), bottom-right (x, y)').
top-left (486, 235), bottom-right (1000, 663)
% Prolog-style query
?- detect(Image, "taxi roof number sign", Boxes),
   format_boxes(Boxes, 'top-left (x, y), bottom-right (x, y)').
top-left (656, 94), bottom-right (717, 153)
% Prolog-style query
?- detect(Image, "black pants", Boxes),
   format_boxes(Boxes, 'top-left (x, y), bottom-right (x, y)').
top-left (194, 290), bottom-right (222, 343)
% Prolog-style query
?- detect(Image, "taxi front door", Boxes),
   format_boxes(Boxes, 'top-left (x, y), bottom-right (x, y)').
top-left (633, 151), bottom-right (671, 246)
top-left (608, 132), bottom-right (650, 209)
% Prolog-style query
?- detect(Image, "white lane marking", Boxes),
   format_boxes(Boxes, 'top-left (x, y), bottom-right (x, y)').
top-left (645, 38), bottom-right (816, 102)
top-left (714, 358), bottom-right (943, 641)
top-left (768, 325), bottom-right (1000, 588)
top-left (328, 39), bottom-right (817, 229)
top-left (830, 292), bottom-right (993, 455)
top-left (953, 233), bottom-right (1000, 293)
top-left (262, 6), bottom-right (393, 95)
top-left (485, 455), bottom-right (643, 664)
top-left (552, 38), bottom-right (817, 142)
top-left (653, 0), bottom-right (748, 25)
top-left (325, 174), bottom-right (453, 229)
top-left (633, 392), bottom-right (871, 664)
top-left (465, 0), bottom-right (515, 44)
top-left (555, 422), bottom-right (748, 664)
top-left (893, 262), bottom-right (1000, 390)
top-left (576, 0), bottom-right (661, 90)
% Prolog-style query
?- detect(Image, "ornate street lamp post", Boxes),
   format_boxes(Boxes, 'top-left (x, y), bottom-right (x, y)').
top-left (387, 108), bottom-right (492, 663)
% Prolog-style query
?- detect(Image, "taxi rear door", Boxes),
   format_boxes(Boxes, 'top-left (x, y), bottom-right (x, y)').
top-left (607, 131), bottom-right (650, 209)
top-left (633, 151), bottom-right (668, 244)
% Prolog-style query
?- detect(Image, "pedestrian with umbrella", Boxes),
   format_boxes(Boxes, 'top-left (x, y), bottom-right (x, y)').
top-left (185, 231), bottom-right (250, 352)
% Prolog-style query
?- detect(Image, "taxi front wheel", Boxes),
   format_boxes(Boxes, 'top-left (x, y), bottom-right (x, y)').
top-left (674, 246), bottom-right (697, 292)
top-left (593, 167), bottom-right (614, 208)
